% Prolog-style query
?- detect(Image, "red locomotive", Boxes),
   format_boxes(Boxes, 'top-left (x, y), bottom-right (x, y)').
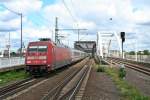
top-left (25, 38), bottom-right (86, 75)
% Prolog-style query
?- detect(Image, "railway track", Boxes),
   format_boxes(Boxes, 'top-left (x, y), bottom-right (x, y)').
top-left (0, 58), bottom-right (89, 100)
top-left (0, 77), bottom-right (47, 100)
top-left (0, 77), bottom-right (33, 99)
top-left (41, 59), bottom-right (92, 100)
top-left (106, 58), bottom-right (150, 76)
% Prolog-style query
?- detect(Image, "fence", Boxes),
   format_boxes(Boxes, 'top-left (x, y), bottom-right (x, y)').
top-left (0, 57), bottom-right (25, 69)
top-left (125, 55), bottom-right (150, 63)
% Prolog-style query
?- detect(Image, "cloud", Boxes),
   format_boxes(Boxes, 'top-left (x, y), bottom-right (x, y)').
top-left (133, 8), bottom-right (150, 24)
top-left (0, 25), bottom-right (53, 50)
top-left (0, 0), bottom-right (43, 32)
top-left (0, 0), bottom-right (13, 2)
top-left (0, 26), bottom-right (18, 32)
top-left (0, 16), bottom-right (28, 32)
top-left (2, 0), bottom-right (43, 14)
top-left (23, 27), bottom-right (52, 39)
top-left (0, 10), bottom-right (17, 21)
top-left (0, 0), bottom-right (150, 50)
top-left (137, 22), bottom-right (150, 26)
top-left (0, 18), bottom-right (20, 31)
top-left (41, 0), bottom-right (150, 50)
top-left (77, 21), bottom-right (97, 30)
top-left (43, 2), bottom-right (75, 28)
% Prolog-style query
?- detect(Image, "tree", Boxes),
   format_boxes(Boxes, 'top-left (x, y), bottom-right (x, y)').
top-left (10, 52), bottom-right (17, 56)
top-left (143, 50), bottom-right (149, 55)
top-left (128, 51), bottom-right (135, 55)
top-left (137, 51), bottom-right (142, 55)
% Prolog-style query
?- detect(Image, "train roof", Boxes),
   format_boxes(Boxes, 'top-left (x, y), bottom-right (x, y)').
top-left (28, 41), bottom-right (69, 48)
top-left (29, 41), bottom-right (53, 45)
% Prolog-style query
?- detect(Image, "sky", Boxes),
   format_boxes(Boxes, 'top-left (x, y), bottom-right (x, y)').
top-left (0, 0), bottom-right (150, 51)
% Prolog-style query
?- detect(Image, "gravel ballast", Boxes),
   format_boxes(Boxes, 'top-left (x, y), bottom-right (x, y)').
top-left (125, 67), bottom-right (150, 96)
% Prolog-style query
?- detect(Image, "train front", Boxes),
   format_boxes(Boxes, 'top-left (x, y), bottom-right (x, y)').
top-left (25, 42), bottom-right (50, 75)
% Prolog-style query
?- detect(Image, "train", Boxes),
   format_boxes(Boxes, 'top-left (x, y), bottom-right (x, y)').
top-left (25, 38), bottom-right (87, 75)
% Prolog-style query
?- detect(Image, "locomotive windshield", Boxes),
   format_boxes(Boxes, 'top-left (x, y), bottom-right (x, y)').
top-left (28, 46), bottom-right (47, 52)
top-left (38, 46), bottom-right (47, 52)
top-left (28, 46), bottom-right (38, 52)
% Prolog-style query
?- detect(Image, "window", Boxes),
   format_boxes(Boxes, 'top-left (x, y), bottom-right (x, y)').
top-left (38, 46), bottom-right (47, 52)
top-left (28, 46), bottom-right (38, 52)
top-left (28, 46), bottom-right (47, 52)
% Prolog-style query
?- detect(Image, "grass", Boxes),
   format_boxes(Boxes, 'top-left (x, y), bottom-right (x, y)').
top-left (0, 70), bottom-right (29, 86)
top-left (104, 67), bottom-right (150, 100)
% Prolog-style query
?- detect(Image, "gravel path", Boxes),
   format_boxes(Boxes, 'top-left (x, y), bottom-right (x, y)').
top-left (7, 58), bottom-right (88, 100)
top-left (82, 67), bottom-right (120, 100)
top-left (125, 67), bottom-right (150, 96)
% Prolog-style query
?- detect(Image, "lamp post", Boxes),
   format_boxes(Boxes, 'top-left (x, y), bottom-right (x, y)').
top-left (3, 6), bottom-right (23, 57)
top-left (20, 13), bottom-right (22, 56)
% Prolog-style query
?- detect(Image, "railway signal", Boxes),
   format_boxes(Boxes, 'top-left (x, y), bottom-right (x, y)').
top-left (120, 32), bottom-right (126, 79)
top-left (120, 32), bottom-right (125, 58)
top-left (120, 32), bottom-right (125, 43)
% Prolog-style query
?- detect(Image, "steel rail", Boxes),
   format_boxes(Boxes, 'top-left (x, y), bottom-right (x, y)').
top-left (41, 59), bottom-right (91, 100)
top-left (106, 58), bottom-right (150, 76)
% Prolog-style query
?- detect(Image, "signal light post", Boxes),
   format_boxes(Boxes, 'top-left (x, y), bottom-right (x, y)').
top-left (120, 32), bottom-right (126, 79)
top-left (120, 32), bottom-right (125, 59)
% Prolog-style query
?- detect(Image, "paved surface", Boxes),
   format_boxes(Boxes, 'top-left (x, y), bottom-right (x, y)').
top-left (82, 67), bottom-right (120, 100)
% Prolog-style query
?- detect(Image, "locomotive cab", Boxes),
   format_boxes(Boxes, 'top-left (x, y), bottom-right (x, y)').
top-left (25, 41), bottom-right (53, 75)
top-left (26, 45), bottom-right (48, 65)
top-left (25, 38), bottom-right (73, 76)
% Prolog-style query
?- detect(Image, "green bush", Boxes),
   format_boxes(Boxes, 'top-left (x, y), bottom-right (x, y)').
top-left (119, 68), bottom-right (126, 79)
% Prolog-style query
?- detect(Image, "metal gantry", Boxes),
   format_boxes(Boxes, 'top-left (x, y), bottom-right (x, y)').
top-left (54, 17), bottom-right (87, 44)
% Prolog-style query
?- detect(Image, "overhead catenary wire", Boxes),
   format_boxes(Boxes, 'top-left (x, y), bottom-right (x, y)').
top-left (62, 0), bottom-right (78, 25)
top-left (69, 0), bottom-right (80, 28)
top-left (70, 0), bottom-right (78, 21)
top-left (61, 0), bottom-right (89, 41)
top-left (36, 13), bottom-right (53, 26)
top-left (2, 5), bottom-right (52, 29)
top-left (1, 5), bottom-right (54, 46)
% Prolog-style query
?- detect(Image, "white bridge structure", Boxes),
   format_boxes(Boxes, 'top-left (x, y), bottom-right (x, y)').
top-left (97, 31), bottom-right (143, 62)
top-left (97, 31), bottom-right (123, 58)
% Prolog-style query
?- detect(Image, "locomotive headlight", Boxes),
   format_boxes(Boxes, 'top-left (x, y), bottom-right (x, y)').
top-left (43, 60), bottom-right (47, 63)
top-left (27, 61), bottom-right (31, 63)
